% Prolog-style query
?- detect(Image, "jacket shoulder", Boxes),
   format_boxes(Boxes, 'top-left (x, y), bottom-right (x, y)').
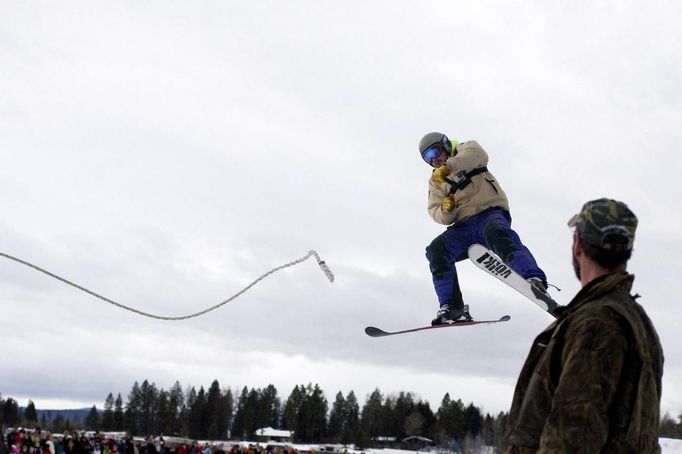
top-left (457, 140), bottom-right (484, 152)
top-left (449, 140), bottom-right (489, 169)
top-left (563, 303), bottom-right (628, 339)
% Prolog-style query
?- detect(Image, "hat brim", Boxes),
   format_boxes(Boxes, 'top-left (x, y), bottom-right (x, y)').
top-left (567, 213), bottom-right (581, 227)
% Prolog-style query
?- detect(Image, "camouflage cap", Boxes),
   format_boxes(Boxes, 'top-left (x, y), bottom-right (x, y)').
top-left (567, 198), bottom-right (638, 251)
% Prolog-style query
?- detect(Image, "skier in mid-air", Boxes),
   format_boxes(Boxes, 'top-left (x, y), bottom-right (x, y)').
top-left (419, 132), bottom-right (549, 325)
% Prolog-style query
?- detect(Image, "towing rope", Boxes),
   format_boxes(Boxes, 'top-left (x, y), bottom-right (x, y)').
top-left (0, 250), bottom-right (334, 321)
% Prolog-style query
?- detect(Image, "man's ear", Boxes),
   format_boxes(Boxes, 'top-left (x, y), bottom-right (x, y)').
top-left (573, 232), bottom-right (583, 258)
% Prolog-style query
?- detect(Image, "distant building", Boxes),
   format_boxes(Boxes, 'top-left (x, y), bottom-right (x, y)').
top-left (255, 427), bottom-right (293, 443)
top-left (370, 436), bottom-right (396, 448)
top-left (401, 435), bottom-right (433, 450)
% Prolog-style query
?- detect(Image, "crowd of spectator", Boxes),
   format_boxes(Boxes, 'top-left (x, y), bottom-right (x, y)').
top-left (2, 428), bottom-right (302, 454)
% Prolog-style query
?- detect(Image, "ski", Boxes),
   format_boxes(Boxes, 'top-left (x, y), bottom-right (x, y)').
top-left (365, 315), bottom-right (511, 338)
top-left (467, 244), bottom-right (560, 317)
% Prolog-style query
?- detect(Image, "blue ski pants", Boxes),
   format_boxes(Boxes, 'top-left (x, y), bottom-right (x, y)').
top-left (425, 207), bottom-right (546, 310)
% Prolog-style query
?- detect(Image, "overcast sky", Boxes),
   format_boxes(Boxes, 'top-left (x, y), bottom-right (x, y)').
top-left (2, 1), bottom-right (682, 419)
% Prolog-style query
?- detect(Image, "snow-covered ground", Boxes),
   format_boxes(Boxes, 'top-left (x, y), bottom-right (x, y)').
top-left (206, 438), bottom-right (682, 453)
top-left (220, 438), bottom-right (682, 454)
top-left (662, 438), bottom-right (682, 452)
top-left (364, 439), bottom-right (682, 453)
top-left (292, 439), bottom-right (682, 453)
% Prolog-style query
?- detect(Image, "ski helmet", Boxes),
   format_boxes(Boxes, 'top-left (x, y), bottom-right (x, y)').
top-left (418, 132), bottom-right (454, 164)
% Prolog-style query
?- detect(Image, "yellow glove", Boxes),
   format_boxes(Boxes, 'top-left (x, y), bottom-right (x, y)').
top-left (431, 165), bottom-right (450, 184)
top-left (441, 195), bottom-right (456, 213)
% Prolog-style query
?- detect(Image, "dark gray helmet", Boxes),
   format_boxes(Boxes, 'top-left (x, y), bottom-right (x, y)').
top-left (418, 132), bottom-right (452, 155)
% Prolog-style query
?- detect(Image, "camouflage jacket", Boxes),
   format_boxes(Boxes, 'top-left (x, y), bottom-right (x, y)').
top-left (504, 272), bottom-right (664, 454)
top-left (427, 140), bottom-right (509, 225)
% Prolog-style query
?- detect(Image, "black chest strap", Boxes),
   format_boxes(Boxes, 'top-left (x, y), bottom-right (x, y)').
top-left (444, 166), bottom-right (488, 195)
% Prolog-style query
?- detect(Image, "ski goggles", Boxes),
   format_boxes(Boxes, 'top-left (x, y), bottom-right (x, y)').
top-left (421, 144), bottom-right (445, 164)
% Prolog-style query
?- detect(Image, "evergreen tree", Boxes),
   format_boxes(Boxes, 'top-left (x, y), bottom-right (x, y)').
top-left (481, 413), bottom-right (496, 447)
top-left (139, 380), bottom-right (158, 435)
top-left (404, 412), bottom-right (424, 437)
top-left (220, 388), bottom-right (234, 438)
top-left (24, 400), bottom-right (38, 426)
top-left (464, 403), bottom-right (482, 438)
top-left (51, 415), bottom-right (66, 433)
top-left (282, 385), bottom-right (304, 434)
top-left (3, 397), bottom-right (19, 427)
top-left (231, 387), bottom-right (249, 439)
top-left (156, 389), bottom-right (173, 435)
top-left (282, 384), bottom-right (327, 442)
top-left (328, 392), bottom-right (347, 441)
top-left (382, 394), bottom-right (397, 438)
top-left (494, 411), bottom-right (509, 451)
top-left (168, 382), bottom-right (185, 435)
top-left (125, 381), bottom-right (142, 434)
top-left (243, 388), bottom-right (261, 439)
top-left (415, 401), bottom-right (437, 441)
top-left (303, 384), bottom-right (327, 442)
top-left (183, 387), bottom-right (197, 437)
top-left (63, 418), bottom-right (75, 433)
top-left (436, 393), bottom-right (466, 444)
top-left (259, 384), bottom-right (281, 429)
top-left (660, 413), bottom-right (676, 438)
top-left (436, 392), bottom-right (452, 443)
top-left (392, 392), bottom-right (416, 439)
top-left (189, 387), bottom-right (207, 439)
top-left (114, 394), bottom-right (125, 431)
top-left (102, 393), bottom-right (115, 430)
top-left (210, 386), bottom-right (233, 440)
top-left (206, 380), bottom-right (223, 440)
top-left (343, 391), bottom-right (360, 445)
top-left (360, 388), bottom-right (384, 439)
top-left (85, 405), bottom-right (100, 430)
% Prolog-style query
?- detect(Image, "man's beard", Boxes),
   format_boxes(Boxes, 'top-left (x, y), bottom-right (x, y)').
top-left (572, 254), bottom-right (581, 281)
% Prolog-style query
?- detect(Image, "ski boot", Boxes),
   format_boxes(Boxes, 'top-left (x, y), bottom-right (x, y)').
top-left (527, 277), bottom-right (564, 317)
top-left (527, 277), bottom-right (551, 299)
top-left (431, 304), bottom-right (473, 326)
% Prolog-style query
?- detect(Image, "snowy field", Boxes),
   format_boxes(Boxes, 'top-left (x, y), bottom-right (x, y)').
top-left (298, 439), bottom-right (682, 453)
top-left (362, 439), bottom-right (682, 453)
top-left (662, 438), bottom-right (682, 453)
top-left (220, 438), bottom-right (682, 454)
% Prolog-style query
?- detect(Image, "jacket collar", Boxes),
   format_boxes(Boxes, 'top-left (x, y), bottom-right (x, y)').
top-left (561, 272), bottom-right (635, 316)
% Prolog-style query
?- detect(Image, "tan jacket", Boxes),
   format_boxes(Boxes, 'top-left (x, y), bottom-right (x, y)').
top-left (427, 140), bottom-right (509, 225)
top-left (504, 273), bottom-right (664, 454)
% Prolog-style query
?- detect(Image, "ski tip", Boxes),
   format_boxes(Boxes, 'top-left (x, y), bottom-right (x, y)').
top-left (365, 326), bottom-right (388, 337)
top-left (500, 314), bottom-right (511, 322)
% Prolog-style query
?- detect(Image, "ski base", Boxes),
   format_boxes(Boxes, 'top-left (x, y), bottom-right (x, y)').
top-left (467, 244), bottom-right (560, 317)
top-left (365, 315), bottom-right (511, 337)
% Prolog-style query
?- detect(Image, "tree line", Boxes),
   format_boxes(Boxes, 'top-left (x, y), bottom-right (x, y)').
top-left (5, 384), bottom-right (682, 448)
top-left (2, 382), bottom-right (507, 448)
top-left (5, 388), bottom-right (682, 453)
top-left (6, 383), bottom-right (681, 447)
top-left (661, 413), bottom-right (682, 439)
